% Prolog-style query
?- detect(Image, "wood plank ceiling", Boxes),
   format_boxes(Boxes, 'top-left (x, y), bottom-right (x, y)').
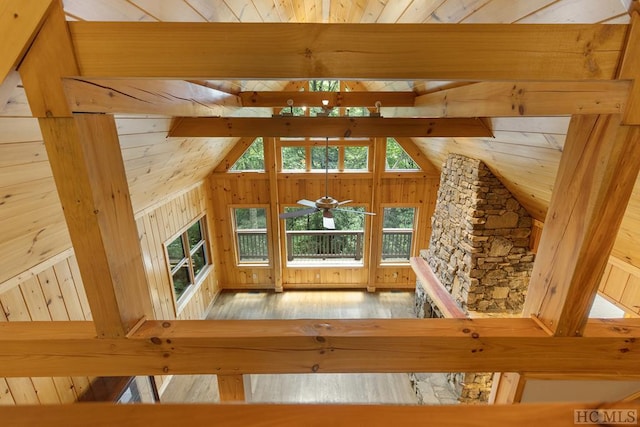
top-left (1, 0), bottom-right (638, 271)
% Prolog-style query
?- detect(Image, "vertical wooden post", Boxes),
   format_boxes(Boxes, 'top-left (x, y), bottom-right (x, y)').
top-left (522, 115), bottom-right (640, 336)
top-left (265, 137), bottom-right (284, 292)
top-left (217, 374), bottom-right (249, 403)
top-left (19, 1), bottom-right (153, 337)
top-left (367, 137), bottom-right (385, 292)
top-left (38, 115), bottom-right (154, 337)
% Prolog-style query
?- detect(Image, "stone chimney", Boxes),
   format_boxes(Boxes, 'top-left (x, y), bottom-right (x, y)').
top-left (425, 153), bottom-right (535, 315)
top-left (413, 153), bottom-right (536, 403)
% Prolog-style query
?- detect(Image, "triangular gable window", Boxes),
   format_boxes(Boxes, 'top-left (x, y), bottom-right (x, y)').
top-left (385, 138), bottom-right (420, 170)
top-left (230, 137), bottom-right (264, 171)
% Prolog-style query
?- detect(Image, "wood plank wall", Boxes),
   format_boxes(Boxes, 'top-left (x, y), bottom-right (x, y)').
top-left (0, 182), bottom-right (219, 405)
top-left (209, 173), bottom-right (439, 290)
top-left (532, 220), bottom-right (640, 318)
top-left (0, 254), bottom-right (94, 405)
top-left (136, 182), bottom-right (218, 321)
top-left (599, 256), bottom-right (640, 317)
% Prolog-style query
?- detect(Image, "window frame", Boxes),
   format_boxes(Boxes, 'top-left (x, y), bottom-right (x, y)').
top-left (378, 204), bottom-right (418, 265)
top-left (231, 205), bottom-right (270, 266)
top-left (163, 214), bottom-right (211, 314)
top-left (277, 138), bottom-right (374, 173)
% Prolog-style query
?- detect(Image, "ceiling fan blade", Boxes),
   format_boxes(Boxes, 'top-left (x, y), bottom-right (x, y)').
top-left (322, 209), bottom-right (333, 218)
top-left (334, 208), bottom-right (376, 216)
top-left (279, 207), bottom-right (318, 219)
top-left (322, 215), bottom-right (336, 230)
top-left (297, 199), bottom-right (317, 208)
top-left (337, 199), bottom-right (353, 206)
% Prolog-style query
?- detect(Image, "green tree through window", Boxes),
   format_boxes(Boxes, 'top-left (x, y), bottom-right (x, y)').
top-left (231, 137), bottom-right (264, 171)
top-left (386, 138), bottom-right (419, 170)
top-left (166, 217), bottom-right (210, 304)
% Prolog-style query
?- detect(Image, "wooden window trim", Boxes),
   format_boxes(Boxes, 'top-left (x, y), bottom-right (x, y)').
top-left (164, 214), bottom-right (211, 315)
top-left (231, 205), bottom-right (271, 267)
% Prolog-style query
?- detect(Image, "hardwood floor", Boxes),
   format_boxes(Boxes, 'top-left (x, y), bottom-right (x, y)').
top-left (162, 290), bottom-right (420, 404)
top-left (206, 290), bottom-right (417, 320)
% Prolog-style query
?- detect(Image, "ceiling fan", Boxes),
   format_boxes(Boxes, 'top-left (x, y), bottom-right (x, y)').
top-left (279, 138), bottom-right (375, 230)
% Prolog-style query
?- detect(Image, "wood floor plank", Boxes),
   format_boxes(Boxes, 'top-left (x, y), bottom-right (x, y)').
top-left (162, 290), bottom-right (425, 404)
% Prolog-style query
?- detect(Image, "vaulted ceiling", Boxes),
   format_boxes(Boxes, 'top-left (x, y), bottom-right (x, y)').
top-left (3, 0), bottom-right (638, 269)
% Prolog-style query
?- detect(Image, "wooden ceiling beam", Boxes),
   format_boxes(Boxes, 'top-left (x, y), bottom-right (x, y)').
top-left (0, 318), bottom-right (639, 376)
top-left (3, 402), bottom-right (640, 427)
top-left (523, 115), bottom-right (640, 337)
top-left (68, 22), bottom-right (626, 81)
top-left (169, 117), bottom-right (493, 138)
top-left (63, 78), bottom-right (242, 116)
top-left (620, 11), bottom-right (640, 125)
top-left (0, 0), bottom-right (53, 84)
top-left (395, 81), bottom-right (631, 117)
top-left (239, 91), bottom-right (416, 107)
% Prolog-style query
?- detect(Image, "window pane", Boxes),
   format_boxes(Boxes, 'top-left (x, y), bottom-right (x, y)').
top-left (381, 208), bottom-right (415, 262)
top-left (172, 265), bottom-right (191, 300)
top-left (192, 244), bottom-right (207, 276)
top-left (284, 207), bottom-right (323, 230)
top-left (309, 80), bottom-right (339, 91)
top-left (282, 146), bottom-right (306, 170)
top-left (345, 106), bottom-right (370, 117)
top-left (167, 237), bottom-right (185, 269)
top-left (383, 207), bottom-right (416, 229)
top-left (236, 232), bottom-right (269, 262)
top-left (311, 146), bottom-right (338, 170)
top-left (230, 137), bottom-right (264, 171)
top-left (235, 208), bottom-right (269, 263)
top-left (344, 146), bottom-right (368, 170)
top-left (386, 138), bottom-right (419, 170)
top-left (333, 206), bottom-right (365, 230)
top-left (187, 220), bottom-right (203, 248)
top-left (235, 208), bottom-right (267, 229)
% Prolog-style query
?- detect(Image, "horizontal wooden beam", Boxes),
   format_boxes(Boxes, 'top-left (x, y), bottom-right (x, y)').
top-left (68, 23), bottom-right (627, 81)
top-left (239, 91), bottom-right (415, 107)
top-left (0, 318), bottom-right (639, 376)
top-left (395, 81), bottom-right (631, 117)
top-left (63, 78), bottom-right (242, 116)
top-left (168, 117), bottom-right (493, 138)
top-left (2, 402), bottom-right (640, 427)
top-left (410, 257), bottom-right (467, 318)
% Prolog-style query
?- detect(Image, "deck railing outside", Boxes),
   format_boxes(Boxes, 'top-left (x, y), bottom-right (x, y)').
top-left (286, 230), bottom-right (364, 261)
top-left (237, 229), bottom-right (413, 262)
top-left (236, 229), bottom-right (269, 262)
top-left (381, 228), bottom-right (413, 261)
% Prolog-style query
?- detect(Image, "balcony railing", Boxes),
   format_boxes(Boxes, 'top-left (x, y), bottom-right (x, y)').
top-left (236, 229), bottom-right (269, 262)
top-left (381, 228), bottom-right (413, 261)
top-left (286, 230), bottom-right (363, 261)
top-left (236, 229), bottom-right (413, 263)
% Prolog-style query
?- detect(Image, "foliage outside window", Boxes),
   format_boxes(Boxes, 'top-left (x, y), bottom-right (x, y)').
top-left (311, 145), bottom-right (339, 170)
top-left (284, 207), bottom-right (365, 263)
top-left (344, 146), bottom-right (368, 170)
top-left (234, 207), bottom-right (269, 263)
top-left (386, 138), bottom-right (419, 170)
top-left (281, 143), bottom-right (369, 172)
top-left (381, 207), bottom-right (416, 262)
top-left (166, 217), bottom-right (209, 303)
top-left (230, 137), bottom-right (264, 171)
top-left (281, 146), bottom-right (306, 170)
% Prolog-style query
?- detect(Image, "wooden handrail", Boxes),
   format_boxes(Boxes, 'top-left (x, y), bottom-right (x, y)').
top-left (410, 256), bottom-right (467, 319)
